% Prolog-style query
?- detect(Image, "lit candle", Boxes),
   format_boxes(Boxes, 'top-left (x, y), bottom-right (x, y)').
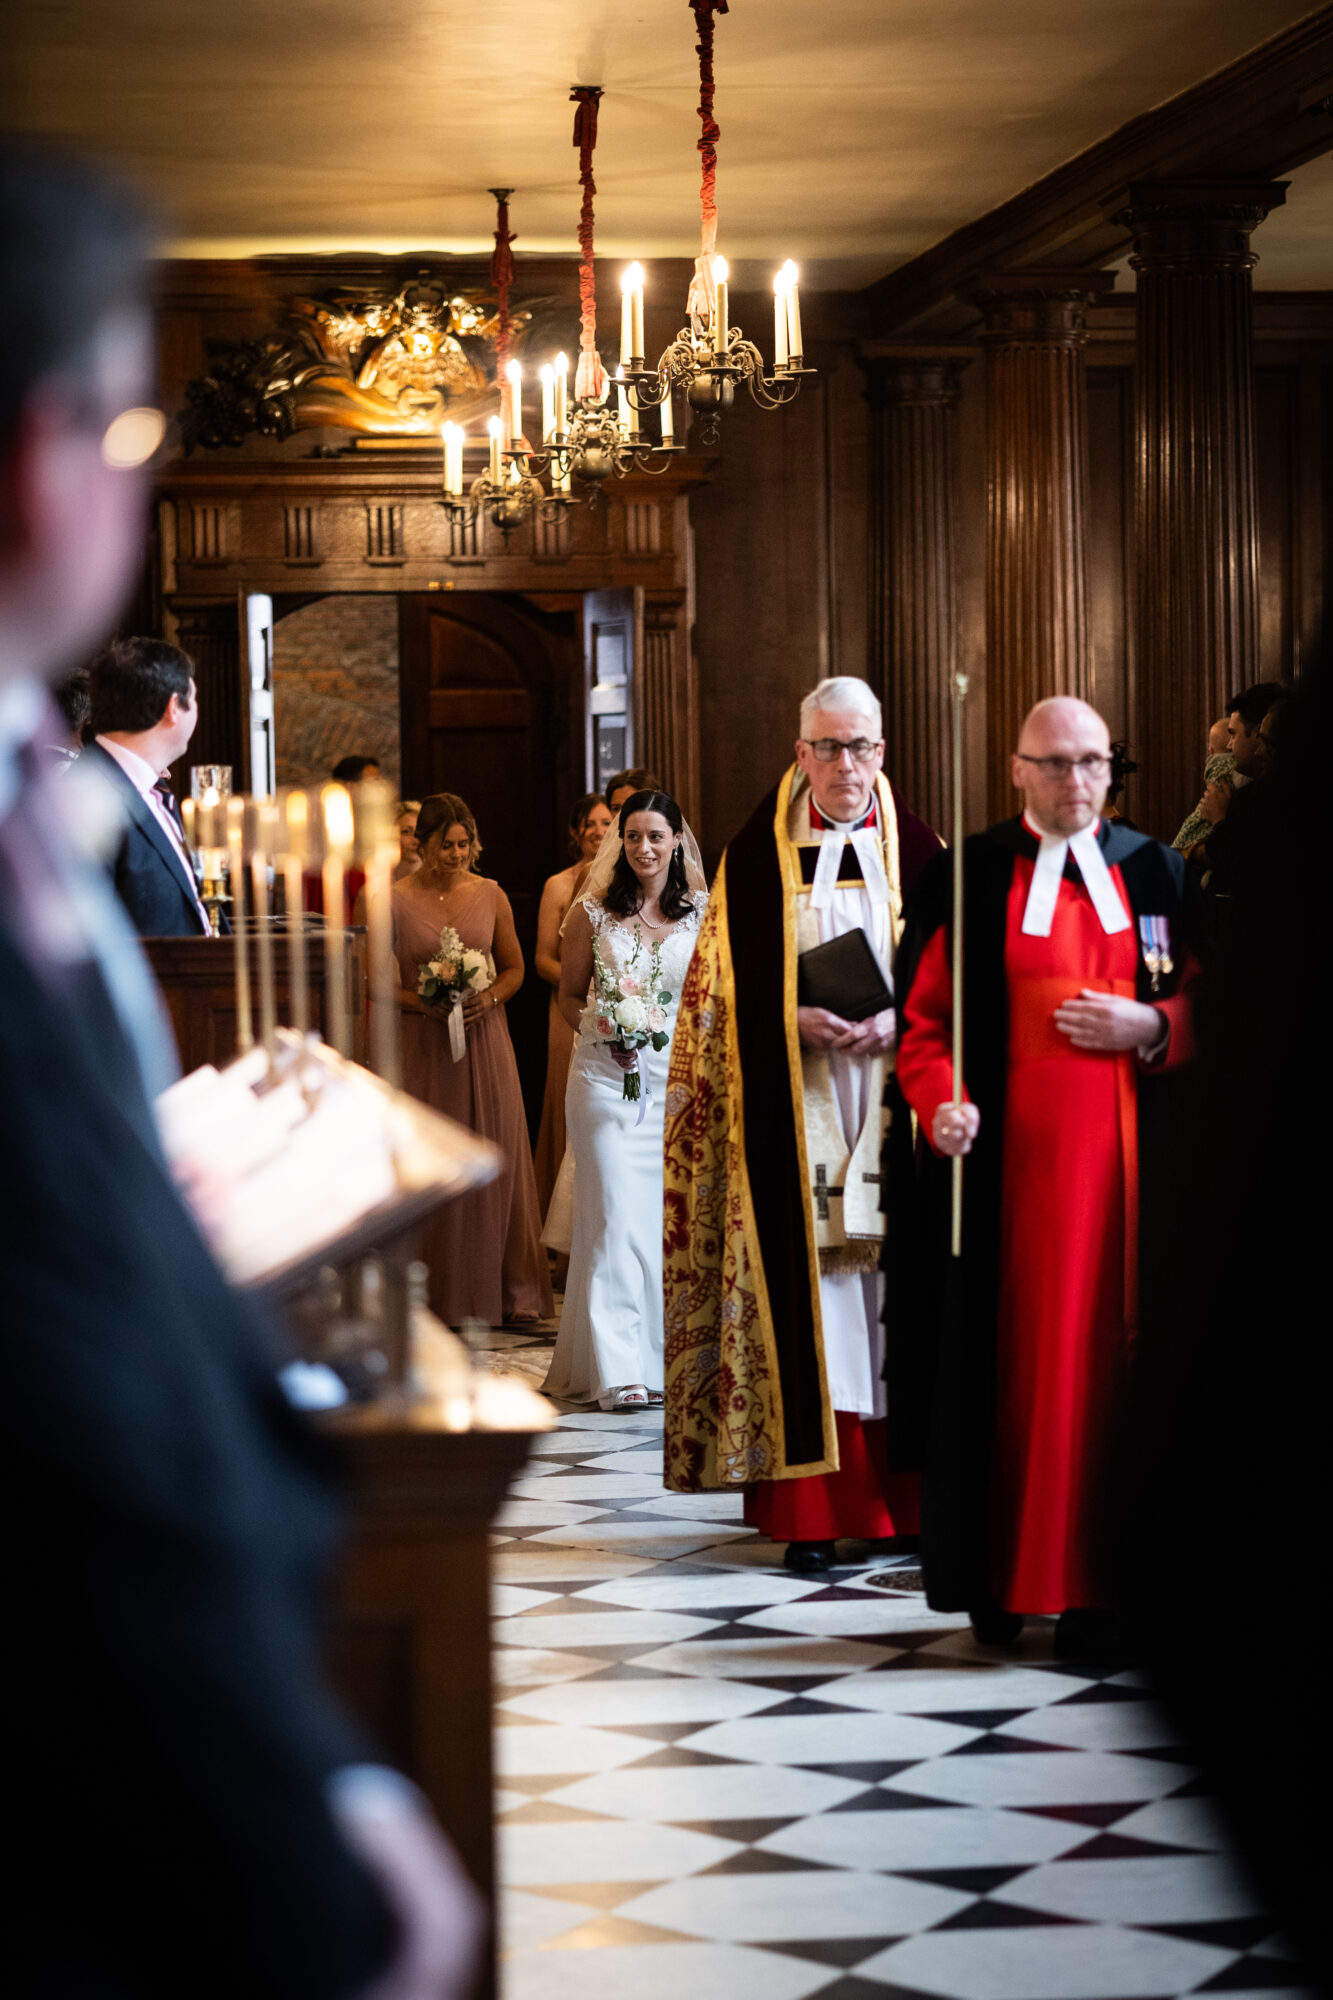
top-left (282, 788), bottom-right (310, 1037)
top-left (621, 262), bottom-right (644, 363)
top-left (441, 421), bottom-right (463, 496)
top-left (660, 382), bottom-right (674, 444)
top-left (506, 360), bottom-right (523, 444)
top-left (322, 783), bottom-right (355, 1057)
top-left (713, 255), bottom-right (729, 357)
top-left (554, 352), bottom-right (568, 437)
top-left (782, 259), bottom-right (803, 362)
top-left (226, 795), bottom-right (253, 1054)
top-left (361, 790), bottom-right (400, 1089)
top-left (773, 269), bottom-right (790, 370)
top-left (487, 414), bottom-right (502, 485)
top-left (539, 365), bottom-right (555, 444)
top-left (251, 799), bottom-right (279, 1057)
top-left (616, 365), bottom-right (632, 437)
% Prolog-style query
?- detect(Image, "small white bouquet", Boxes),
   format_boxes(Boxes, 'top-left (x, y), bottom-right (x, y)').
top-left (590, 934), bottom-right (672, 1104)
top-left (418, 924), bottom-right (492, 1061)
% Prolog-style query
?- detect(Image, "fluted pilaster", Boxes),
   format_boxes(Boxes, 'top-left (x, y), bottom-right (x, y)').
top-left (864, 353), bottom-right (969, 833)
top-left (969, 270), bottom-right (1113, 820)
top-left (1113, 179), bottom-right (1285, 837)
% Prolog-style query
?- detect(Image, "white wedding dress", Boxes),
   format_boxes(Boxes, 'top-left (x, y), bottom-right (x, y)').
top-left (543, 893), bottom-right (706, 1406)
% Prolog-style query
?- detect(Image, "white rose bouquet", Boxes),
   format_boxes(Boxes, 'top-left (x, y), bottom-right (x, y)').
top-left (590, 933), bottom-right (672, 1104)
top-left (417, 925), bottom-right (493, 1060)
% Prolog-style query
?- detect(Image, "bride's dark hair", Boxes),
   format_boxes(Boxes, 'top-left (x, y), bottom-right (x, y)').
top-left (603, 790), bottom-right (693, 921)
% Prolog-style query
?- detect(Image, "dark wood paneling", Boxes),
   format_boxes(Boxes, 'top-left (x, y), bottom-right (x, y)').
top-left (1085, 365), bottom-right (1135, 749)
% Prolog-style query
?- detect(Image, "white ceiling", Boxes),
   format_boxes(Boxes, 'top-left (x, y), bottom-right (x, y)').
top-left (6, 0), bottom-right (1326, 288)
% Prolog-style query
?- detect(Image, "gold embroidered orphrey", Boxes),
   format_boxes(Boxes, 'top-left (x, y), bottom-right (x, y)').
top-left (663, 767), bottom-right (906, 1492)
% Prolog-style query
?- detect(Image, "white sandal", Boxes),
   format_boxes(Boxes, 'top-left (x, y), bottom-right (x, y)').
top-left (608, 1386), bottom-right (649, 1410)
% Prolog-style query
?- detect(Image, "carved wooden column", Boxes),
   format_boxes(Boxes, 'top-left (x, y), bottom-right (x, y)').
top-left (640, 590), bottom-right (700, 827)
top-left (864, 352), bottom-right (970, 832)
top-left (969, 271), bottom-right (1114, 819)
top-left (1112, 179), bottom-right (1286, 837)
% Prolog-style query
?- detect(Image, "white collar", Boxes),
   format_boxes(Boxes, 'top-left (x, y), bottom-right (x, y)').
top-left (96, 734), bottom-right (163, 799)
top-left (1020, 812), bottom-right (1130, 937)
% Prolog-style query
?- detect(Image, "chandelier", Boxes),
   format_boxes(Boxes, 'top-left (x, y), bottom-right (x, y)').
top-left (621, 0), bottom-right (813, 444)
top-left (439, 2), bottom-right (807, 533)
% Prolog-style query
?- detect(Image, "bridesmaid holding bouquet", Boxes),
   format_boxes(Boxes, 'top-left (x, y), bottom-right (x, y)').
top-left (391, 792), bottom-right (552, 1328)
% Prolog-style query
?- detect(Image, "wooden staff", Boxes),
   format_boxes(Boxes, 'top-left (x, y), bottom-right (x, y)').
top-left (950, 672), bottom-right (969, 1259)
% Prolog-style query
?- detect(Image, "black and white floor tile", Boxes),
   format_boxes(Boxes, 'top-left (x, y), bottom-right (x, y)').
top-left (484, 1330), bottom-right (1308, 2000)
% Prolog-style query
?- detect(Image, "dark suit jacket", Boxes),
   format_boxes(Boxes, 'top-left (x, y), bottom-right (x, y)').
top-left (0, 909), bottom-right (394, 1996)
top-left (84, 739), bottom-right (212, 937)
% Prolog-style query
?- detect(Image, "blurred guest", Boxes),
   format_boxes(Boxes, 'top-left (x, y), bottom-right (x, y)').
top-left (394, 798), bottom-right (422, 879)
top-left (1129, 661), bottom-right (1328, 1986)
top-left (605, 765), bottom-right (662, 814)
top-left (1226, 681), bottom-right (1286, 780)
top-left (1174, 750), bottom-right (1237, 856)
top-left (392, 793), bottom-right (552, 1327)
top-left (351, 800), bottom-right (420, 925)
top-left (43, 666), bottom-right (90, 764)
top-left (533, 792), bottom-right (613, 1217)
top-left (1204, 681), bottom-right (1291, 909)
top-left (0, 142), bottom-right (479, 2000)
top-left (1105, 740), bottom-right (1138, 825)
top-left (332, 753), bottom-right (381, 784)
top-left (85, 635), bottom-right (214, 936)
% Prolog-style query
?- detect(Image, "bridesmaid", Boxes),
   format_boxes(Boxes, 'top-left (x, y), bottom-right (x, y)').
top-left (532, 792), bottom-right (613, 1215)
top-left (392, 792), bottom-right (553, 1327)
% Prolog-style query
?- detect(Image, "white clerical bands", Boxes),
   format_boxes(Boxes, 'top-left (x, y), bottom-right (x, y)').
top-left (1020, 818), bottom-right (1130, 938)
top-left (810, 826), bottom-right (890, 910)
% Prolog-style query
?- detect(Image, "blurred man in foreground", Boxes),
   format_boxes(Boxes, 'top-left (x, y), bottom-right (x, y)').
top-left (0, 144), bottom-right (479, 1999)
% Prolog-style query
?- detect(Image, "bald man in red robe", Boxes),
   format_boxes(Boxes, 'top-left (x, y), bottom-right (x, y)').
top-left (891, 698), bottom-right (1199, 1661)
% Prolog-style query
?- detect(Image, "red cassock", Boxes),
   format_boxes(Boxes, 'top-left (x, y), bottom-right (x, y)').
top-left (896, 855), bottom-right (1191, 1613)
top-left (744, 1413), bottom-right (920, 1543)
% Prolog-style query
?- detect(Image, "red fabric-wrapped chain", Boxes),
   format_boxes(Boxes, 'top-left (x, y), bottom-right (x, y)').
top-left (686, 0), bottom-right (729, 323)
top-left (489, 189), bottom-right (515, 378)
top-left (570, 86), bottom-right (607, 403)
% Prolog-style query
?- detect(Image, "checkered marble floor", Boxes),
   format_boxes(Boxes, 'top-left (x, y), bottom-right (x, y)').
top-left (488, 1346), bottom-right (1307, 2000)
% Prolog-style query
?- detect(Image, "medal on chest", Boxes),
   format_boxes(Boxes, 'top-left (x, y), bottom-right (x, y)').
top-left (1137, 915), bottom-right (1174, 994)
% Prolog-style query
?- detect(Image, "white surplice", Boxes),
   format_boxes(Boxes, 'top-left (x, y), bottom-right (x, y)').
top-left (792, 789), bottom-right (892, 1420)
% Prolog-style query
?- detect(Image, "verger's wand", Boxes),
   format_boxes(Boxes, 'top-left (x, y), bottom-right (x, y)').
top-left (950, 672), bottom-right (969, 1259)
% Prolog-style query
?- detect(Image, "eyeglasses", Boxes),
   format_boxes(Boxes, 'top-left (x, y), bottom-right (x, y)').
top-left (1016, 753), bottom-right (1112, 781)
top-left (801, 737), bottom-right (882, 764)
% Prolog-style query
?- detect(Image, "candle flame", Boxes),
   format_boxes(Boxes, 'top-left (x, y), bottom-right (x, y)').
top-left (622, 261), bottom-right (645, 291)
top-left (487, 415), bottom-right (503, 438)
top-left (712, 255), bottom-right (729, 283)
top-left (322, 783), bottom-right (355, 854)
top-left (781, 259), bottom-right (799, 287)
top-left (441, 420), bottom-right (462, 442)
top-left (555, 351), bottom-right (568, 372)
top-left (506, 359), bottom-right (522, 385)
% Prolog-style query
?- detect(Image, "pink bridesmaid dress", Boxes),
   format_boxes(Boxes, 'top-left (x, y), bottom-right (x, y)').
top-left (393, 877), bottom-right (553, 1326)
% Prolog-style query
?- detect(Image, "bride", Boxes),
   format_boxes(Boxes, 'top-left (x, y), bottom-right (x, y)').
top-left (543, 790), bottom-right (707, 1411)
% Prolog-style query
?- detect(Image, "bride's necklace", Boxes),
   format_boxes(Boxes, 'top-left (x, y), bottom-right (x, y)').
top-left (632, 901), bottom-right (672, 932)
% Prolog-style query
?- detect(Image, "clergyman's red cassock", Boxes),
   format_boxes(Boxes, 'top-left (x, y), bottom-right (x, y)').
top-left (894, 822), bottom-right (1197, 1615)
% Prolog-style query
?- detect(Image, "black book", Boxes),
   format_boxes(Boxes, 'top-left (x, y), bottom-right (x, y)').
top-left (796, 927), bottom-right (893, 1022)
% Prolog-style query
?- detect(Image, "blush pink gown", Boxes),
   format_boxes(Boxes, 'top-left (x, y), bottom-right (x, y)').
top-left (393, 877), bottom-right (553, 1326)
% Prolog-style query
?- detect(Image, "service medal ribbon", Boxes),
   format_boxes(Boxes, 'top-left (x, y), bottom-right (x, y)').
top-left (1137, 915), bottom-right (1173, 994)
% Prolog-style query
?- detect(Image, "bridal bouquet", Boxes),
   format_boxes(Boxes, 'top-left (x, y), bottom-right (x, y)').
top-left (418, 924), bottom-right (492, 1061)
top-left (591, 934), bottom-right (672, 1104)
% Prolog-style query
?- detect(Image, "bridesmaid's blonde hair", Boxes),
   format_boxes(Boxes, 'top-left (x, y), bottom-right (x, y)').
top-left (416, 792), bottom-right (482, 868)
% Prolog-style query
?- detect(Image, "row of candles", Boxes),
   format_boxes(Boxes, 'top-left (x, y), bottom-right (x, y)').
top-left (183, 779), bottom-right (401, 1085)
top-left (439, 256), bottom-right (804, 496)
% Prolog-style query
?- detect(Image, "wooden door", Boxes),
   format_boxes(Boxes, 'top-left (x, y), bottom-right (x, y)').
top-left (398, 594), bottom-right (582, 1130)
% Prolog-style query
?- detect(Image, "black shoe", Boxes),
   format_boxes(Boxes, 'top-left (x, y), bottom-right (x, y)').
top-left (783, 1539), bottom-right (837, 1575)
top-left (969, 1603), bottom-right (1024, 1647)
top-left (1053, 1608), bottom-right (1129, 1666)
